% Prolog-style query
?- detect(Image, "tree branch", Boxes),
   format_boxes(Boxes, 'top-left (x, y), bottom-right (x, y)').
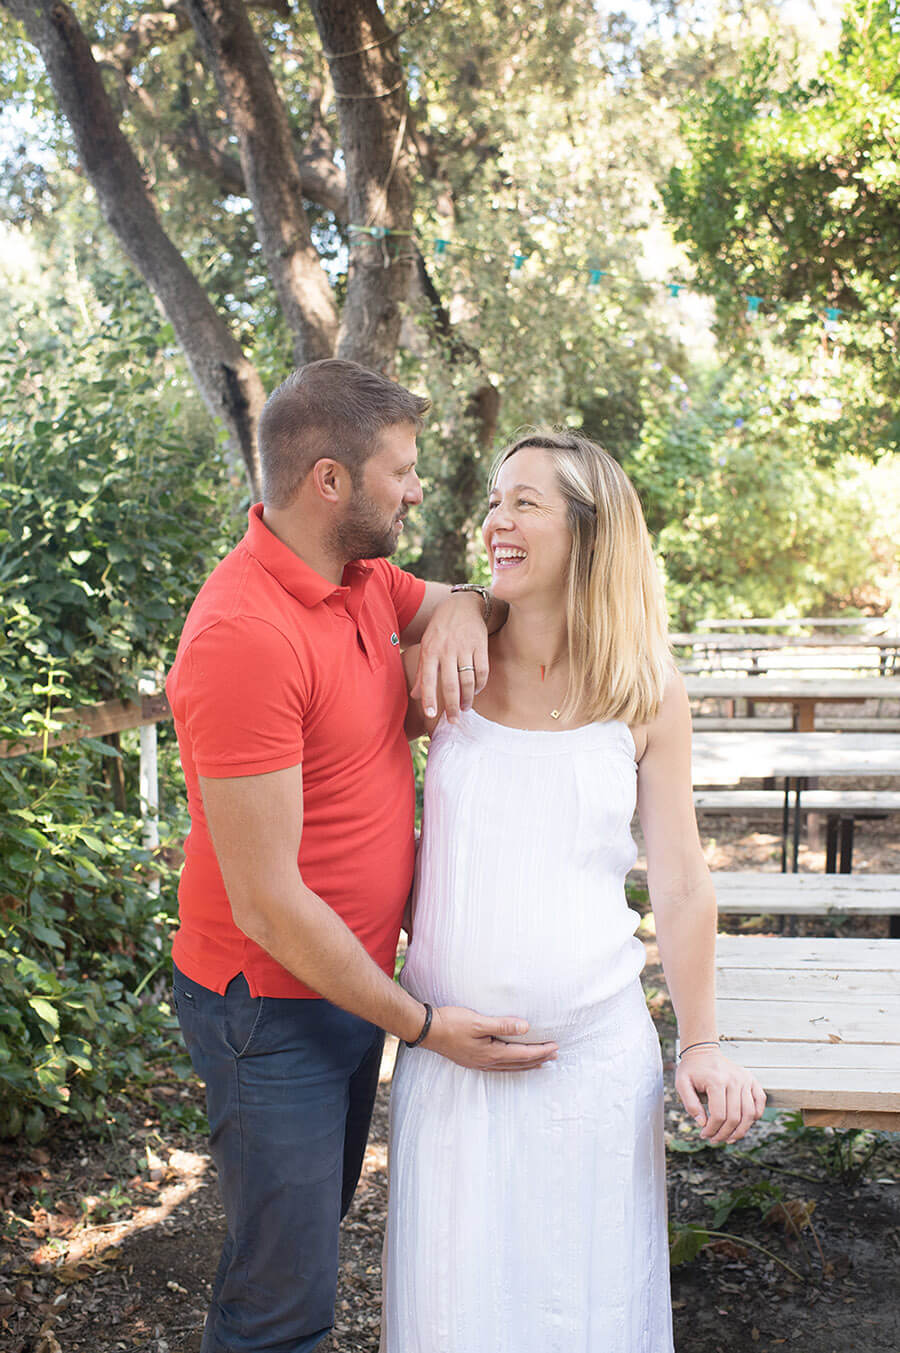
top-left (4, 0), bottom-right (266, 494)
top-left (184, 0), bottom-right (339, 364)
top-left (308, 0), bottom-right (416, 372)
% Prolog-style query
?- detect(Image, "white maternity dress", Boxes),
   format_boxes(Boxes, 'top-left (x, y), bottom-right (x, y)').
top-left (381, 709), bottom-right (673, 1353)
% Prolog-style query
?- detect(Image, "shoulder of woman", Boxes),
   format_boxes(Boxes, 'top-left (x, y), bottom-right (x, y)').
top-left (631, 666), bottom-right (689, 761)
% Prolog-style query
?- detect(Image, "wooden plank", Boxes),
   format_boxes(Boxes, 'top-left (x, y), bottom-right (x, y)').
top-left (0, 693), bottom-right (172, 758)
top-left (717, 1040), bottom-right (900, 1071)
top-left (714, 873), bottom-right (900, 897)
top-left (716, 935), bottom-right (900, 969)
top-left (716, 999), bottom-right (899, 1044)
top-left (802, 1109), bottom-right (900, 1130)
top-left (725, 1070), bottom-right (899, 1112)
top-left (717, 966), bottom-right (900, 999)
top-left (697, 790), bottom-right (900, 811)
top-left (692, 730), bottom-right (900, 782)
top-left (692, 718), bottom-right (900, 732)
top-left (686, 676), bottom-right (900, 700)
top-left (698, 618), bottom-right (895, 631)
top-left (713, 873), bottom-right (900, 915)
top-left (672, 632), bottom-right (900, 651)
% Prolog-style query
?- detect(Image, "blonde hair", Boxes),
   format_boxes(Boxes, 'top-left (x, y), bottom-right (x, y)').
top-left (490, 430), bottom-right (673, 726)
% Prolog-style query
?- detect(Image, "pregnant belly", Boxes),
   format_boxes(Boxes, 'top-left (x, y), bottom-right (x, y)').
top-left (401, 939), bottom-right (643, 1045)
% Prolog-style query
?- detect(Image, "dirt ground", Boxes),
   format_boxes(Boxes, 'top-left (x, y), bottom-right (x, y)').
top-left (2, 808), bottom-right (899, 1353)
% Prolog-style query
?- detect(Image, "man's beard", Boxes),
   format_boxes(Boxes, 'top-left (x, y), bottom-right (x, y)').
top-left (331, 488), bottom-right (404, 562)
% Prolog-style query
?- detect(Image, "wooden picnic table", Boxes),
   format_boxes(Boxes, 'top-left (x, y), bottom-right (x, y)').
top-left (716, 935), bottom-right (900, 1131)
top-left (672, 632), bottom-right (900, 650)
top-left (685, 675), bottom-right (900, 731)
top-left (698, 617), bottom-right (893, 632)
top-left (691, 731), bottom-right (900, 785)
top-left (692, 731), bottom-right (900, 870)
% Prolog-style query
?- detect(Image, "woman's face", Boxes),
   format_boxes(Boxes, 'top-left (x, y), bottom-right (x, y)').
top-left (482, 446), bottom-right (572, 606)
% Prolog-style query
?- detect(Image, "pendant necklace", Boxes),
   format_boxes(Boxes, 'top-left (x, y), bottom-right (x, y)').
top-left (539, 663), bottom-right (561, 720)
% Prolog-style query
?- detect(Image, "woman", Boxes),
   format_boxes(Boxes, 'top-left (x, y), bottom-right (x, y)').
top-left (381, 431), bottom-right (765, 1353)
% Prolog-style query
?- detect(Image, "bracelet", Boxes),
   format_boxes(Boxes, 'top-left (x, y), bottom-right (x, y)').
top-left (677, 1040), bottom-right (721, 1061)
top-left (404, 1002), bottom-right (433, 1048)
top-left (450, 583), bottom-right (493, 628)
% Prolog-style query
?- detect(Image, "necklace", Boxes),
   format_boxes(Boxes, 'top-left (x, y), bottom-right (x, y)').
top-left (539, 664), bottom-right (561, 720)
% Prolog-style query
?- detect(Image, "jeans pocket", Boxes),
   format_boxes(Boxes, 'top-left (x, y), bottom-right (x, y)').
top-left (223, 973), bottom-right (265, 1058)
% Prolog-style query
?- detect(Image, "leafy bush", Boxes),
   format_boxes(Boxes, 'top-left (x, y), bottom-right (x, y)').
top-left (0, 291), bottom-right (239, 1139)
top-left (626, 364), bottom-right (899, 629)
top-left (0, 278), bottom-right (240, 701)
top-left (0, 607), bottom-right (184, 1140)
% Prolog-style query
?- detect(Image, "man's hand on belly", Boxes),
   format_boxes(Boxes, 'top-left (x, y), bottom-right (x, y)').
top-left (424, 1007), bottom-right (558, 1070)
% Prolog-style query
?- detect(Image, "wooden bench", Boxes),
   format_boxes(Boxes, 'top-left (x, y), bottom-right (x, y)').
top-left (713, 870), bottom-right (900, 921)
top-left (716, 935), bottom-right (900, 1129)
top-left (692, 717), bottom-right (900, 732)
top-left (695, 789), bottom-right (900, 873)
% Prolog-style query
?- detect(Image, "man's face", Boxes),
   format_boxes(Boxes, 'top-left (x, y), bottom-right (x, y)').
top-left (335, 423), bottom-right (423, 561)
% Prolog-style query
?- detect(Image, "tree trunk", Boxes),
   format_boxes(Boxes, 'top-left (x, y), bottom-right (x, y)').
top-left (409, 249), bottom-right (501, 580)
top-left (308, 0), bottom-right (415, 372)
top-left (184, 0), bottom-right (340, 365)
top-left (4, 0), bottom-right (266, 495)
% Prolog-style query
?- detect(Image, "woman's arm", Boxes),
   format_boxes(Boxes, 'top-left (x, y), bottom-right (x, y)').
top-left (635, 671), bottom-right (766, 1144)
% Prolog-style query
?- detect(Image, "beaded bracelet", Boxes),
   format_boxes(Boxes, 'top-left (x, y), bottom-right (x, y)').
top-left (677, 1040), bottom-right (721, 1062)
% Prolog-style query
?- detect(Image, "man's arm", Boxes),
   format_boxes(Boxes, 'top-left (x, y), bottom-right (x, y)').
top-left (400, 581), bottom-right (508, 721)
top-left (200, 764), bottom-right (557, 1071)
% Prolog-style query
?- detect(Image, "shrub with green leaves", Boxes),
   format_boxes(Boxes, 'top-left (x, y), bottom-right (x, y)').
top-left (0, 293), bottom-right (239, 1139)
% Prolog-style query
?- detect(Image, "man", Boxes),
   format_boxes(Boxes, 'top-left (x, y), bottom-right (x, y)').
top-left (166, 359), bottom-right (556, 1353)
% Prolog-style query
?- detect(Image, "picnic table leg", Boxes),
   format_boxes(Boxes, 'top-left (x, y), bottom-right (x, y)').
top-left (780, 779), bottom-right (790, 873)
top-left (825, 816), bottom-right (839, 873)
top-left (839, 817), bottom-right (854, 874)
top-left (791, 778), bottom-right (804, 873)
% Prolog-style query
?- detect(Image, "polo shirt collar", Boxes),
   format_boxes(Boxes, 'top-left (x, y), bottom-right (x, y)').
top-left (244, 504), bottom-right (373, 608)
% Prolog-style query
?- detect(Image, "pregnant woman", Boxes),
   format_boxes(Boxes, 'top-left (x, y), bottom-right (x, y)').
top-left (380, 430), bottom-right (765, 1353)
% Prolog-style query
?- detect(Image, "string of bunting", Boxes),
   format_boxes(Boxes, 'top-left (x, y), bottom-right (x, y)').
top-left (347, 226), bottom-right (887, 332)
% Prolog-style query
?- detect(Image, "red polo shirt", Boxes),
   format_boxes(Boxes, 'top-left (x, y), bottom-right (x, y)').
top-left (166, 504), bottom-right (426, 998)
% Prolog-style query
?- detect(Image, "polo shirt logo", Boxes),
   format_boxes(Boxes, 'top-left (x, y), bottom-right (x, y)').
top-left (390, 632), bottom-right (399, 646)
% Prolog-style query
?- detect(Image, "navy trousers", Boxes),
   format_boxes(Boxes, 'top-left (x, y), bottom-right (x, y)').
top-left (173, 965), bottom-right (384, 1353)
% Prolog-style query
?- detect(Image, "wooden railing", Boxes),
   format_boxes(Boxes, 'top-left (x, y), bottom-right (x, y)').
top-left (1, 682), bottom-right (173, 893)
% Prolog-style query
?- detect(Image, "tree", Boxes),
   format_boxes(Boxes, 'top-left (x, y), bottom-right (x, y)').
top-left (662, 0), bottom-right (900, 453)
top-left (2, 0), bottom-right (799, 577)
top-left (2, 0), bottom-right (422, 497)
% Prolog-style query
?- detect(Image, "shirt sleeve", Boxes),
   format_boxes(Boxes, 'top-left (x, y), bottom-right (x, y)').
top-left (370, 558), bottom-right (427, 633)
top-left (180, 617), bottom-right (308, 778)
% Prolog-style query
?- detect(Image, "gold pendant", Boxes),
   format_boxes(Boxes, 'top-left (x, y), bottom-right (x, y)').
top-left (550, 709), bottom-right (560, 720)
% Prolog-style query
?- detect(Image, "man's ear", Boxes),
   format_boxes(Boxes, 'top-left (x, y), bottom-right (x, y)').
top-left (310, 458), bottom-right (353, 504)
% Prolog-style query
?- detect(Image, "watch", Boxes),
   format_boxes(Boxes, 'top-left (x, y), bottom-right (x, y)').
top-left (450, 582), bottom-right (493, 627)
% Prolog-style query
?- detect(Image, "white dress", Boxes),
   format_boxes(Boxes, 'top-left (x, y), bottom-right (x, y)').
top-left (381, 709), bottom-right (673, 1353)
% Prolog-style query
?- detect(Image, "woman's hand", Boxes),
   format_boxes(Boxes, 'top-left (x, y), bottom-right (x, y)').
top-left (675, 1047), bottom-right (766, 1144)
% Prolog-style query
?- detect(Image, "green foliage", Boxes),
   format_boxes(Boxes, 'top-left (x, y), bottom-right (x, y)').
top-left (0, 668), bottom-right (183, 1141)
top-left (626, 362), bottom-right (900, 627)
top-left (663, 0), bottom-right (900, 452)
top-left (0, 275), bottom-right (239, 701)
top-left (668, 1220), bottom-right (710, 1266)
top-left (0, 287), bottom-right (239, 1141)
top-left (773, 1110), bottom-right (890, 1185)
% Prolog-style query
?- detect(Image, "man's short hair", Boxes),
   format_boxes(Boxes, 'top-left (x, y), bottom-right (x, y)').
top-left (258, 359), bottom-right (431, 508)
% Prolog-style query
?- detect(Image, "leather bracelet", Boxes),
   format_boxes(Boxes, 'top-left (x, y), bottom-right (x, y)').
top-left (404, 1002), bottom-right (433, 1048)
top-left (450, 582), bottom-right (493, 628)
